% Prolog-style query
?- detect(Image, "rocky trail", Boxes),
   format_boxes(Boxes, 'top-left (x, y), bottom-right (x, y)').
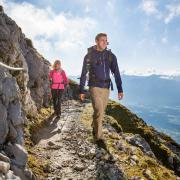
top-left (29, 98), bottom-right (180, 180)
top-left (31, 100), bottom-right (126, 180)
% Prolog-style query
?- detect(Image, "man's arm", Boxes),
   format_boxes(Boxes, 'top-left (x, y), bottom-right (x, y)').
top-left (110, 53), bottom-right (123, 94)
top-left (79, 55), bottom-right (88, 94)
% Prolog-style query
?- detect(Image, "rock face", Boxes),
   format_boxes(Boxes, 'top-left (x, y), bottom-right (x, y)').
top-left (0, 5), bottom-right (50, 112)
top-left (0, 6), bottom-right (50, 179)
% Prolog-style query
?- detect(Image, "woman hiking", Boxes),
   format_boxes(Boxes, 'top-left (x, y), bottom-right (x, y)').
top-left (49, 60), bottom-right (69, 118)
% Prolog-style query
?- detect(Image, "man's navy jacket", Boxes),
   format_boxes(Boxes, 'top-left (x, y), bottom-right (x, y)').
top-left (80, 46), bottom-right (123, 94)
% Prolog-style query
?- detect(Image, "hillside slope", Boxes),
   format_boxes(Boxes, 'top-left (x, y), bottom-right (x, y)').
top-left (25, 83), bottom-right (180, 179)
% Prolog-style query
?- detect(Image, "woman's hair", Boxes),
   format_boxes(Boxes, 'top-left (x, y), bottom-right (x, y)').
top-left (53, 60), bottom-right (61, 69)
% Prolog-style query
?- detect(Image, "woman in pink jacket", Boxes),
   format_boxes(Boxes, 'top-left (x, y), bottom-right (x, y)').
top-left (49, 60), bottom-right (68, 117)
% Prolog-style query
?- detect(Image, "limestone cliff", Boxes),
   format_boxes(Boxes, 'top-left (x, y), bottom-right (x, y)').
top-left (0, 5), bottom-right (50, 179)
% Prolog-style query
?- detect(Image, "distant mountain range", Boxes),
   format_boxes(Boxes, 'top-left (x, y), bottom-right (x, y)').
top-left (70, 74), bottom-right (180, 106)
top-left (121, 69), bottom-right (180, 77)
top-left (114, 74), bottom-right (180, 106)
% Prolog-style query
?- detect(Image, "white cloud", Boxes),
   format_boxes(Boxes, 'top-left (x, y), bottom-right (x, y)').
top-left (140, 0), bottom-right (158, 15)
top-left (140, 1), bottom-right (180, 24)
top-left (161, 37), bottom-right (168, 44)
top-left (84, 6), bottom-right (91, 13)
top-left (1, 0), bottom-right (179, 75)
top-left (140, 0), bottom-right (162, 19)
top-left (165, 4), bottom-right (180, 24)
top-left (1, 0), bottom-right (97, 74)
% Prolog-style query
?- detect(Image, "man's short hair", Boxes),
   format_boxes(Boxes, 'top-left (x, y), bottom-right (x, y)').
top-left (95, 33), bottom-right (107, 41)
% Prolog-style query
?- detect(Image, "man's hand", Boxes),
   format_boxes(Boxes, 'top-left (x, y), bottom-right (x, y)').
top-left (79, 93), bottom-right (85, 101)
top-left (118, 92), bottom-right (124, 100)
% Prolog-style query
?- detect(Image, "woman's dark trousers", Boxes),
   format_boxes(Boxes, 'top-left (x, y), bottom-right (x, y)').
top-left (51, 89), bottom-right (64, 116)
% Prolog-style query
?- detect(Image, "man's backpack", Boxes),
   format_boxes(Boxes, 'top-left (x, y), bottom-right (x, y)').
top-left (87, 45), bottom-right (113, 64)
top-left (86, 45), bottom-right (114, 90)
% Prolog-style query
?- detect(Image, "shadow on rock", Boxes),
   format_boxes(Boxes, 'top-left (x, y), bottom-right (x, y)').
top-left (32, 115), bottom-right (61, 144)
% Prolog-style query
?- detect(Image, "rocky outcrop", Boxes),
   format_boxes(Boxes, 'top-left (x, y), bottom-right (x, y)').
top-left (0, 5), bottom-right (50, 179)
top-left (0, 5), bottom-right (50, 112)
top-left (106, 100), bottom-right (180, 177)
top-left (0, 67), bottom-right (35, 179)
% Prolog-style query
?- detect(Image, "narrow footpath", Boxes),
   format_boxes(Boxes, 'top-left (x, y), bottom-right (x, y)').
top-left (32, 100), bottom-right (126, 180)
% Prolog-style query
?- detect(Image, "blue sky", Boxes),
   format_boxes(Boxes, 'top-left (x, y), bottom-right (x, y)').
top-left (1, 0), bottom-right (180, 75)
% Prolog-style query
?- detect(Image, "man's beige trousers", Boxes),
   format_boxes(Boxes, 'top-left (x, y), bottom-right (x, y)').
top-left (89, 86), bottom-right (110, 140)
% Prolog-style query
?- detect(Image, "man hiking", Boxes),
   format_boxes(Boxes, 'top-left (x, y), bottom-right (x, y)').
top-left (79, 33), bottom-right (124, 146)
top-left (49, 60), bottom-right (69, 118)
